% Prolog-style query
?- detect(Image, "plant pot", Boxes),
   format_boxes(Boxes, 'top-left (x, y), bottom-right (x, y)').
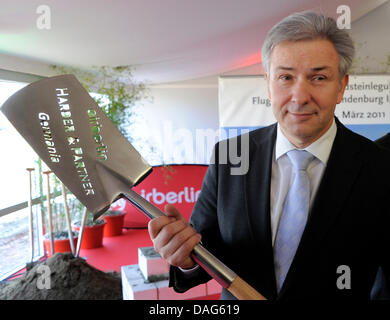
top-left (72, 221), bottom-right (106, 249)
top-left (43, 234), bottom-right (78, 257)
top-left (103, 211), bottom-right (125, 237)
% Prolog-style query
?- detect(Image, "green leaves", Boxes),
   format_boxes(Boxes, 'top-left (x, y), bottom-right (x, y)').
top-left (50, 65), bottom-right (149, 141)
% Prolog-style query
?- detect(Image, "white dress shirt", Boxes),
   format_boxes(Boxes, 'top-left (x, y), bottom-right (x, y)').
top-left (270, 118), bottom-right (337, 246)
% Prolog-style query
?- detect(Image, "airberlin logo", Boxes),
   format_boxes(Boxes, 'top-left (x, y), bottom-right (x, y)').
top-left (140, 187), bottom-right (201, 205)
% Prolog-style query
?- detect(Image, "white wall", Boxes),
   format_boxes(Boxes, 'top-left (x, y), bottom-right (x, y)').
top-left (0, 52), bottom-right (53, 77)
top-left (349, 1), bottom-right (390, 73)
top-left (130, 76), bottom-right (220, 165)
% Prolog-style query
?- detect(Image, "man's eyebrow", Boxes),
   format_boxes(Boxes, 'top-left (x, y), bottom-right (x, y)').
top-left (274, 66), bottom-right (333, 72)
top-left (311, 66), bottom-right (331, 71)
top-left (275, 66), bottom-right (294, 71)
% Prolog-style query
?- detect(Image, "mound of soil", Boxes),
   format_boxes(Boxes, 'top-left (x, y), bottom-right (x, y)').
top-left (0, 252), bottom-right (122, 300)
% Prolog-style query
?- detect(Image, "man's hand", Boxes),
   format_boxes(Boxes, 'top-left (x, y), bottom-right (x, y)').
top-left (148, 204), bottom-right (202, 269)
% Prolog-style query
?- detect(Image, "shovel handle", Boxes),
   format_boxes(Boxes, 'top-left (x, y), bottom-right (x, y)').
top-left (75, 207), bottom-right (89, 258)
top-left (43, 170), bottom-right (55, 256)
top-left (123, 189), bottom-right (266, 300)
top-left (26, 168), bottom-right (35, 262)
top-left (61, 183), bottom-right (75, 256)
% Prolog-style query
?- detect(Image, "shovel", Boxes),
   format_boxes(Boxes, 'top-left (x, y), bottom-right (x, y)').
top-left (1, 74), bottom-right (266, 300)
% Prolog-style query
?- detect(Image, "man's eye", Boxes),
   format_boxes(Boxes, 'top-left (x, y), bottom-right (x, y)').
top-left (280, 75), bottom-right (292, 80)
top-left (313, 75), bottom-right (326, 81)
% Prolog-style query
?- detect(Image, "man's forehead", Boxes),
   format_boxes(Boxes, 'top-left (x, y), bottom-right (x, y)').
top-left (269, 39), bottom-right (339, 71)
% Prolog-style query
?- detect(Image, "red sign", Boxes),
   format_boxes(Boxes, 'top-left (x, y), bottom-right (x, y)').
top-left (110, 165), bottom-right (208, 228)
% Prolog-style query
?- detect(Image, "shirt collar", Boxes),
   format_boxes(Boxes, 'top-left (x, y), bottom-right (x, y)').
top-left (275, 118), bottom-right (337, 165)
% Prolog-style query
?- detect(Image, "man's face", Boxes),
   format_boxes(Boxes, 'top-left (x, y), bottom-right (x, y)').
top-left (265, 39), bottom-right (348, 148)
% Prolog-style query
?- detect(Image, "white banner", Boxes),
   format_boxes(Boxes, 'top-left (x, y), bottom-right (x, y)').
top-left (218, 75), bottom-right (390, 140)
top-left (335, 75), bottom-right (390, 124)
top-left (218, 76), bottom-right (274, 128)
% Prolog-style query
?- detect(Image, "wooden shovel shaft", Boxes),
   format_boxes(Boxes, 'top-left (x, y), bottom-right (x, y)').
top-left (43, 171), bottom-right (54, 256)
top-left (26, 168), bottom-right (35, 262)
top-left (228, 276), bottom-right (266, 300)
top-left (123, 189), bottom-right (266, 300)
top-left (61, 183), bottom-right (75, 255)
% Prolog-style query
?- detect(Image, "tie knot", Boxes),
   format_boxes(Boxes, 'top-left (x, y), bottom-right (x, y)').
top-left (287, 149), bottom-right (314, 171)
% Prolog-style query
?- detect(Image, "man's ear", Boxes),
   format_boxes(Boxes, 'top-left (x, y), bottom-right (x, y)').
top-left (336, 73), bottom-right (349, 104)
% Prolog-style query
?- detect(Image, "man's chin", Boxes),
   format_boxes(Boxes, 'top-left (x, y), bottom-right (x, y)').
top-left (284, 121), bottom-right (315, 135)
top-left (282, 124), bottom-right (319, 145)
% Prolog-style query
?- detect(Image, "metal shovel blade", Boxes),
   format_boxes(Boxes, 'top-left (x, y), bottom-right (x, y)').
top-left (1, 74), bottom-right (152, 219)
top-left (1, 75), bottom-right (266, 300)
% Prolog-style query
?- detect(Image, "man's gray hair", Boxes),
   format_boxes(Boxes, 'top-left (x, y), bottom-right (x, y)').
top-left (261, 11), bottom-right (355, 77)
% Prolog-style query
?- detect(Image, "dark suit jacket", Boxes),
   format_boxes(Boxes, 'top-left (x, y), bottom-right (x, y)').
top-left (169, 118), bottom-right (390, 300)
top-left (370, 132), bottom-right (390, 300)
top-left (376, 133), bottom-right (390, 149)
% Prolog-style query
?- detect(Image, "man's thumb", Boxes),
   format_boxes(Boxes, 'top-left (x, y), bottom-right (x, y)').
top-left (164, 204), bottom-right (184, 221)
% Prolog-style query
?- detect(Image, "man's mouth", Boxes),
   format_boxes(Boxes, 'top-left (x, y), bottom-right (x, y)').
top-left (288, 111), bottom-right (315, 120)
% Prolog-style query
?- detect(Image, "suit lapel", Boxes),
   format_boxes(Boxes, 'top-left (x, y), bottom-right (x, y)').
top-left (243, 124), bottom-right (278, 299)
top-left (278, 119), bottom-right (364, 297)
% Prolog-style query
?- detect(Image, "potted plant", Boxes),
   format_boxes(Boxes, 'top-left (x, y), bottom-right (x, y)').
top-left (48, 64), bottom-right (162, 241)
top-left (72, 212), bottom-right (106, 249)
top-left (43, 231), bottom-right (78, 257)
top-left (102, 210), bottom-right (126, 237)
top-left (50, 65), bottom-right (160, 166)
top-left (39, 171), bottom-right (79, 257)
top-left (50, 65), bottom-right (149, 141)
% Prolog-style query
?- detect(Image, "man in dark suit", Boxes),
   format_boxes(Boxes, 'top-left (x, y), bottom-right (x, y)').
top-left (148, 12), bottom-right (390, 300)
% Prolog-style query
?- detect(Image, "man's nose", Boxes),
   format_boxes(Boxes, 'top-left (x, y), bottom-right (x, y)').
top-left (291, 79), bottom-right (311, 105)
